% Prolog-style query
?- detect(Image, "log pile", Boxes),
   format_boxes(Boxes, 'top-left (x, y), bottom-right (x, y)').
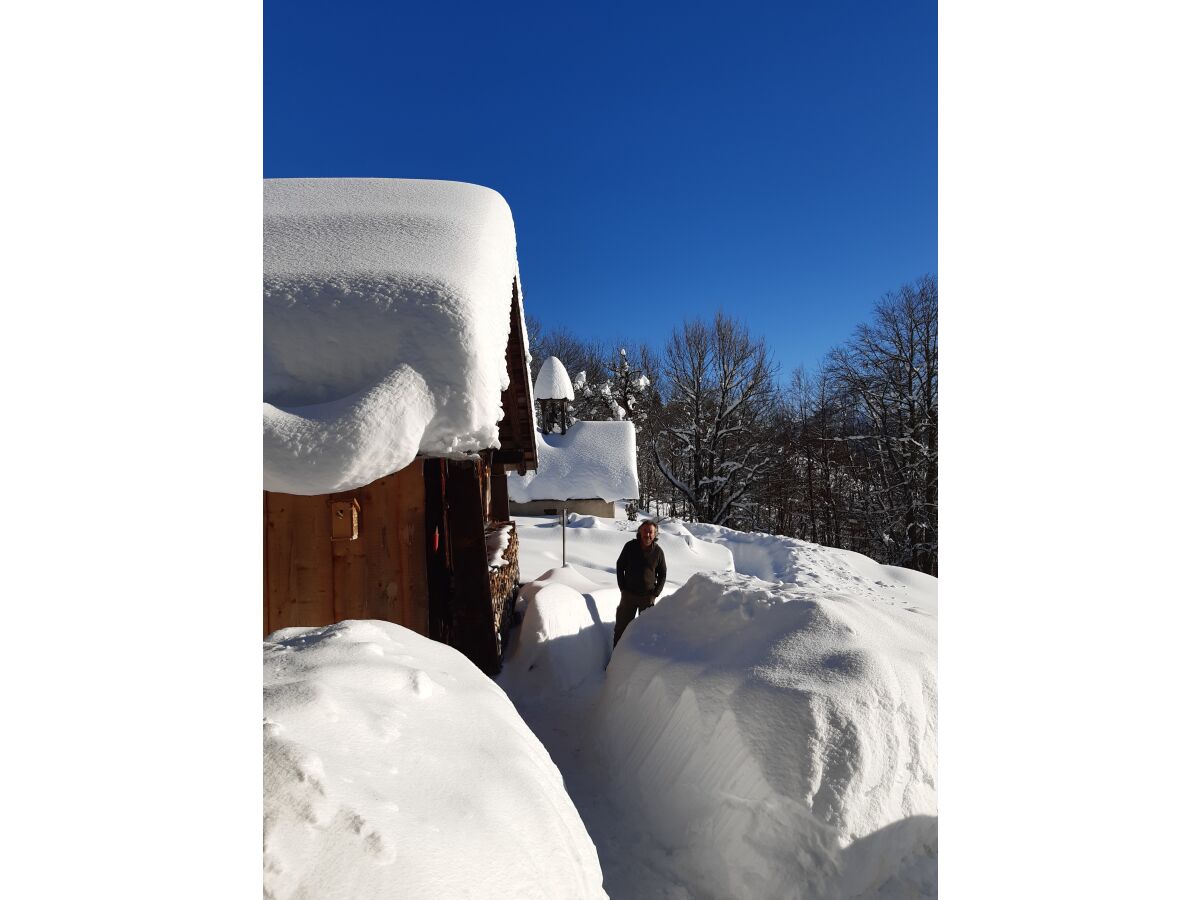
top-left (487, 521), bottom-right (520, 641)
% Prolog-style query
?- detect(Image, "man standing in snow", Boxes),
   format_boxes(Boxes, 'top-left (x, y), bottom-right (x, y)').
top-left (613, 521), bottom-right (667, 649)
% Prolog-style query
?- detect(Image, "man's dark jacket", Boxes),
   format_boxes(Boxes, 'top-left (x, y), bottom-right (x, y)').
top-left (616, 539), bottom-right (667, 598)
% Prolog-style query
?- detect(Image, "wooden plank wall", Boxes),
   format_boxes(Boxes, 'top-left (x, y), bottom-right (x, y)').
top-left (264, 492), bottom-right (335, 632)
top-left (423, 459), bottom-right (453, 645)
top-left (490, 461), bottom-right (510, 522)
top-left (444, 458), bottom-right (501, 673)
top-left (264, 459), bottom-right (428, 636)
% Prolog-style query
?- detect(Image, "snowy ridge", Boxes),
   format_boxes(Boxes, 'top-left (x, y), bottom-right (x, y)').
top-left (264, 178), bottom-right (522, 495)
top-left (597, 571), bottom-right (937, 899)
top-left (263, 619), bottom-right (607, 900)
top-left (683, 520), bottom-right (937, 607)
top-left (508, 423), bottom-right (639, 502)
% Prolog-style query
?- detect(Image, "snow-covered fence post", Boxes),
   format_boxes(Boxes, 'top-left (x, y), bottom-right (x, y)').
top-left (561, 507), bottom-right (567, 566)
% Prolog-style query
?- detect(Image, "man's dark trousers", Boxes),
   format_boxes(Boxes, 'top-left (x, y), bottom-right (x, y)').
top-left (613, 592), bottom-right (655, 647)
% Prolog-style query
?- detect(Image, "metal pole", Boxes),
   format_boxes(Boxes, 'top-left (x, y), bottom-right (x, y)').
top-left (561, 507), bottom-right (566, 567)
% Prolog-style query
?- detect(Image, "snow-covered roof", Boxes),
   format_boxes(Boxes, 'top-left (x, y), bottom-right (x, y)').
top-left (508, 421), bottom-right (638, 502)
top-left (533, 356), bottom-right (574, 401)
top-left (264, 178), bottom-right (528, 495)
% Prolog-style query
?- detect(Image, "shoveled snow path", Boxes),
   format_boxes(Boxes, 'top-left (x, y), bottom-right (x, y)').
top-left (509, 675), bottom-right (693, 900)
top-left (496, 516), bottom-right (936, 900)
top-left (498, 516), bottom-right (722, 898)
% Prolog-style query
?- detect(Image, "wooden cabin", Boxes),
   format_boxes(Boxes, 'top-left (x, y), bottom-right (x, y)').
top-left (263, 178), bottom-right (538, 674)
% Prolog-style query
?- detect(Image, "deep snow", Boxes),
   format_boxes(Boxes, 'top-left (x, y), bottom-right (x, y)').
top-left (263, 178), bottom-right (526, 495)
top-left (260, 513), bottom-right (936, 899)
top-left (598, 571), bottom-right (936, 899)
top-left (263, 619), bottom-right (606, 900)
top-left (497, 515), bottom-right (937, 899)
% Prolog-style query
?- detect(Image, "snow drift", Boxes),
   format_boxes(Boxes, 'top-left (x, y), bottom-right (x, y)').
top-left (263, 178), bottom-right (526, 495)
top-left (263, 619), bottom-right (606, 900)
top-left (596, 570), bottom-right (937, 900)
top-left (683, 520), bottom-right (935, 600)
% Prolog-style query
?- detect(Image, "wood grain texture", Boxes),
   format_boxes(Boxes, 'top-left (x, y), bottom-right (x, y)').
top-left (264, 492), bottom-right (334, 634)
top-left (331, 491), bottom-right (369, 624)
top-left (393, 460), bottom-right (428, 633)
top-left (445, 458), bottom-right (500, 673)
top-left (424, 459), bottom-right (453, 645)
top-left (266, 460), bottom-right (428, 637)
top-left (490, 461), bottom-right (510, 522)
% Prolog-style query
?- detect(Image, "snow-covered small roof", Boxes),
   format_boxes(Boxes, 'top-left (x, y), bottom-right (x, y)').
top-left (508, 421), bottom-right (638, 502)
top-left (264, 178), bottom-right (531, 495)
top-left (533, 356), bottom-right (575, 401)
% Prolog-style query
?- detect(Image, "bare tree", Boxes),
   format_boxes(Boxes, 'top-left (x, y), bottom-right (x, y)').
top-left (826, 275), bottom-right (938, 573)
top-left (631, 344), bottom-right (667, 515)
top-left (527, 318), bottom-right (605, 390)
top-left (652, 313), bottom-right (776, 527)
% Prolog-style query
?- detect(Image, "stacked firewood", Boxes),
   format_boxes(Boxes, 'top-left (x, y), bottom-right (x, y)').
top-left (487, 522), bottom-right (520, 638)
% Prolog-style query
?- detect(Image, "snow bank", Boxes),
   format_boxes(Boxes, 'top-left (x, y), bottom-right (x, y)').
top-left (263, 619), bottom-right (606, 900)
top-left (534, 356), bottom-right (575, 400)
top-left (596, 571), bottom-right (937, 900)
top-left (684, 520), bottom-right (938, 606)
top-left (500, 568), bottom-right (610, 699)
top-left (508, 422), bottom-right (638, 502)
top-left (264, 178), bottom-right (522, 495)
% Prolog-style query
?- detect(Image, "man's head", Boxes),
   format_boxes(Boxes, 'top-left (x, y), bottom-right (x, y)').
top-left (638, 521), bottom-right (658, 548)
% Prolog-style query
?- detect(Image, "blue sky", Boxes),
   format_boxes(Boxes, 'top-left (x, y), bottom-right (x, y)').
top-left (265, 0), bottom-right (936, 379)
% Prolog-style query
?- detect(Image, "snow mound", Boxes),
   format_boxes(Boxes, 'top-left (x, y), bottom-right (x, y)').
top-left (264, 178), bottom-right (522, 495)
top-left (596, 571), bottom-right (937, 899)
top-left (263, 619), bottom-right (606, 900)
top-left (500, 572), bottom-right (609, 699)
top-left (516, 564), bottom-right (604, 612)
top-left (534, 356), bottom-right (575, 400)
top-left (508, 422), bottom-right (638, 502)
